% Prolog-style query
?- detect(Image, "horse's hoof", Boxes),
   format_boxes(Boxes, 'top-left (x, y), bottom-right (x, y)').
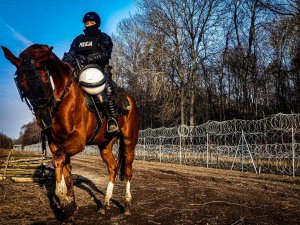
top-left (99, 207), bottom-right (106, 215)
top-left (98, 205), bottom-right (108, 215)
top-left (124, 202), bottom-right (132, 216)
top-left (61, 220), bottom-right (73, 225)
top-left (53, 196), bottom-right (61, 208)
top-left (60, 199), bottom-right (77, 217)
top-left (60, 215), bottom-right (74, 225)
top-left (123, 208), bottom-right (132, 216)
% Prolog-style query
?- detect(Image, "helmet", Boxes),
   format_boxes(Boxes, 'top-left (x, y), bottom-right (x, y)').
top-left (83, 12), bottom-right (101, 28)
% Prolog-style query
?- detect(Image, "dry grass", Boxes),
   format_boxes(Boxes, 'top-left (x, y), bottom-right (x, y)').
top-left (0, 151), bottom-right (299, 224)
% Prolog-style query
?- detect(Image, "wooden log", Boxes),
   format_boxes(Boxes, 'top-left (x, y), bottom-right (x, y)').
top-left (0, 176), bottom-right (46, 182)
top-left (0, 175), bottom-right (88, 183)
top-left (0, 168), bottom-right (43, 172)
top-left (11, 177), bottom-right (45, 182)
top-left (0, 169), bottom-right (43, 177)
top-left (8, 157), bottom-right (48, 163)
top-left (0, 163), bottom-right (47, 169)
top-left (4, 150), bottom-right (12, 176)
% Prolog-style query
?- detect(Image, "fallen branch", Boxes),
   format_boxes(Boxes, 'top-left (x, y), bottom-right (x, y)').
top-left (11, 177), bottom-right (45, 182)
top-left (0, 174), bottom-right (89, 183)
top-left (4, 150), bottom-right (12, 176)
top-left (8, 157), bottom-right (48, 163)
top-left (1, 164), bottom-right (44, 168)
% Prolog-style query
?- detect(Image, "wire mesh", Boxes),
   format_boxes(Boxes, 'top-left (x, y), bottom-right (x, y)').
top-left (135, 113), bottom-right (300, 176)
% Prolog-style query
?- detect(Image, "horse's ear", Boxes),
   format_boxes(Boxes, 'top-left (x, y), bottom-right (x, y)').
top-left (1, 46), bottom-right (21, 68)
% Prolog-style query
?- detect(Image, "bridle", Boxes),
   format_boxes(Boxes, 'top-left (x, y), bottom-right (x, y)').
top-left (15, 54), bottom-right (75, 130)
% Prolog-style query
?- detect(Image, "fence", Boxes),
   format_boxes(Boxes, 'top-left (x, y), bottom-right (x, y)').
top-left (24, 113), bottom-right (300, 176)
top-left (135, 113), bottom-right (300, 176)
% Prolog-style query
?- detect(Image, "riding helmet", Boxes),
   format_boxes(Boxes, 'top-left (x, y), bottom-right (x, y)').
top-left (83, 12), bottom-right (101, 28)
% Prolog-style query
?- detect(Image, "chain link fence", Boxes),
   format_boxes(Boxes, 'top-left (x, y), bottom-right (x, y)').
top-left (23, 113), bottom-right (300, 176)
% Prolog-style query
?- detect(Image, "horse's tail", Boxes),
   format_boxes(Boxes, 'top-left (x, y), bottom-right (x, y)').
top-left (117, 132), bottom-right (126, 181)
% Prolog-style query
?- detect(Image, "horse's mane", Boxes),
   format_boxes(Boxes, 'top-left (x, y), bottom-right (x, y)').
top-left (20, 44), bottom-right (50, 58)
top-left (25, 43), bottom-right (47, 51)
top-left (20, 43), bottom-right (69, 70)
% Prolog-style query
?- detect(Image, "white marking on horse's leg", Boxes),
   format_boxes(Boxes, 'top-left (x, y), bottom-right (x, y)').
top-left (55, 174), bottom-right (74, 206)
top-left (125, 181), bottom-right (132, 203)
top-left (56, 174), bottom-right (67, 200)
top-left (104, 181), bottom-right (114, 206)
top-left (124, 180), bottom-right (132, 215)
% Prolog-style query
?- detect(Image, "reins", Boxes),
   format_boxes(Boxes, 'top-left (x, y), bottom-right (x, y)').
top-left (51, 63), bottom-right (76, 115)
top-left (40, 63), bottom-right (76, 155)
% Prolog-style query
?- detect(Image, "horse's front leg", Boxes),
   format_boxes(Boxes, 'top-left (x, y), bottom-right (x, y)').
top-left (124, 179), bottom-right (132, 216)
top-left (53, 150), bottom-right (77, 219)
top-left (98, 139), bottom-right (118, 215)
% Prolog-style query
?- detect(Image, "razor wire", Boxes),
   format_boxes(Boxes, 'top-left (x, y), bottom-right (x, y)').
top-left (22, 113), bottom-right (300, 176)
top-left (135, 113), bottom-right (300, 176)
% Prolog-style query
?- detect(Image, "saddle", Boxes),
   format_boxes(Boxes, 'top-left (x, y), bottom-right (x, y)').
top-left (84, 86), bottom-right (130, 115)
top-left (84, 86), bottom-right (130, 143)
top-left (74, 62), bottom-right (130, 139)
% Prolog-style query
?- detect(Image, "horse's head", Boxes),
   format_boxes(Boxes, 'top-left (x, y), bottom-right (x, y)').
top-left (2, 44), bottom-right (56, 128)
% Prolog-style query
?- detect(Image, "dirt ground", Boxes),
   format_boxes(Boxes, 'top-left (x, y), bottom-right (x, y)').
top-left (0, 150), bottom-right (300, 225)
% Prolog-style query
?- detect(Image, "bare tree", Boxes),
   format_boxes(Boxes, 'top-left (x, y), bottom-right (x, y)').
top-left (16, 119), bottom-right (41, 146)
top-left (111, 0), bottom-right (300, 128)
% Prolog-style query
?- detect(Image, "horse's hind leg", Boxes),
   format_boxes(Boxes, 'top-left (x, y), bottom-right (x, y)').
top-left (121, 142), bottom-right (135, 216)
top-left (98, 139), bottom-right (118, 214)
top-left (53, 150), bottom-right (77, 219)
top-left (119, 118), bottom-right (139, 215)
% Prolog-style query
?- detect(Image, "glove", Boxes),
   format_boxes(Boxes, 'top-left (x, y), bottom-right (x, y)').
top-left (75, 55), bottom-right (87, 65)
top-left (71, 55), bottom-right (87, 68)
top-left (87, 53), bottom-right (102, 64)
top-left (62, 52), bottom-right (73, 64)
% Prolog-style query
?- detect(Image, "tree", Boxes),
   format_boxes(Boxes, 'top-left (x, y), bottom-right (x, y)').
top-left (0, 132), bottom-right (13, 149)
top-left (15, 119), bottom-right (41, 146)
top-left (111, 0), bottom-right (300, 129)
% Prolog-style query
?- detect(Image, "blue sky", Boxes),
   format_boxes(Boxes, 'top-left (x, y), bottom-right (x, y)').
top-left (0, 0), bottom-right (136, 139)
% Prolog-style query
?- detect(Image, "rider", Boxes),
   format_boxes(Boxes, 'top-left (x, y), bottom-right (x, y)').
top-left (62, 11), bottom-right (119, 133)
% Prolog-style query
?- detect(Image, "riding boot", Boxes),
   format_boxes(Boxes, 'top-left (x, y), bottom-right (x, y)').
top-left (93, 93), bottom-right (106, 106)
top-left (91, 93), bottom-right (106, 122)
top-left (106, 83), bottom-right (119, 133)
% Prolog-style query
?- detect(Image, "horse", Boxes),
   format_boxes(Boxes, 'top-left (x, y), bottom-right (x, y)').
top-left (1, 44), bottom-right (140, 221)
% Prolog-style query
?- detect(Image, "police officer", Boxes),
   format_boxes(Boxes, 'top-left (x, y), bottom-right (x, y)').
top-left (62, 11), bottom-right (119, 133)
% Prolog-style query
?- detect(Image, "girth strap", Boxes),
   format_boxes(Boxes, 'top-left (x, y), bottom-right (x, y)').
top-left (87, 97), bottom-right (103, 144)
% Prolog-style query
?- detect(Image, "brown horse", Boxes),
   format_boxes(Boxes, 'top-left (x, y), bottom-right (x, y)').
top-left (2, 44), bottom-right (140, 220)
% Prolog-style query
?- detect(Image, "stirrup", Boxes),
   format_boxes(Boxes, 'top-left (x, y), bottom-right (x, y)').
top-left (107, 117), bottom-right (119, 133)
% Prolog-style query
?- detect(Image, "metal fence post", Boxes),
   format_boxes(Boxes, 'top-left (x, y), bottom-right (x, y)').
top-left (241, 130), bottom-right (244, 172)
top-left (179, 134), bottom-right (182, 165)
top-left (177, 125), bottom-right (190, 165)
top-left (143, 137), bottom-right (146, 161)
top-left (206, 132), bottom-right (209, 168)
top-left (159, 136), bottom-right (162, 163)
top-left (292, 127), bottom-right (295, 177)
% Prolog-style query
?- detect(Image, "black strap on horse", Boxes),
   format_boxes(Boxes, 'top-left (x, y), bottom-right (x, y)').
top-left (51, 64), bottom-right (76, 115)
top-left (38, 64), bottom-right (75, 154)
top-left (86, 97), bottom-right (103, 144)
